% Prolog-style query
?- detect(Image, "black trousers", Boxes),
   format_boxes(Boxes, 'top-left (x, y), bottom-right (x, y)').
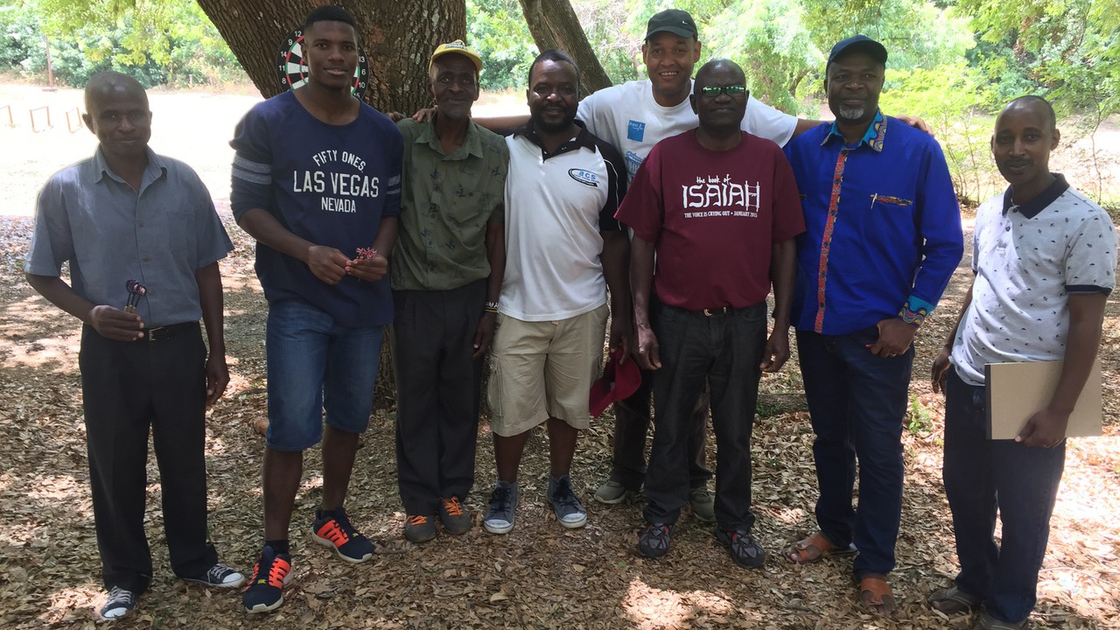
top-left (391, 281), bottom-right (485, 515)
top-left (609, 295), bottom-right (712, 491)
top-left (79, 323), bottom-right (217, 593)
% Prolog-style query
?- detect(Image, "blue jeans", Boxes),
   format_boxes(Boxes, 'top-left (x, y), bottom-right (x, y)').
top-left (644, 302), bottom-right (766, 530)
top-left (943, 368), bottom-right (1065, 624)
top-left (265, 299), bottom-right (384, 451)
top-left (796, 327), bottom-right (912, 577)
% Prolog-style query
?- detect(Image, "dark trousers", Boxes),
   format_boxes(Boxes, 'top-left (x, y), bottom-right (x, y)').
top-left (610, 295), bottom-right (712, 492)
top-left (943, 369), bottom-right (1065, 624)
top-left (796, 327), bottom-right (911, 577)
top-left (79, 323), bottom-right (217, 594)
top-left (644, 303), bottom-right (766, 529)
top-left (391, 281), bottom-right (485, 515)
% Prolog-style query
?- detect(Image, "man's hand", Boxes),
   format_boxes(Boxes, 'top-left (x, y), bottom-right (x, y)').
top-left (896, 114), bottom-right (933, 136)
top-left (346, 252), bottom-right (389, 282)
top-left (609, 312), bottom-right (632, 365)
top-left (472, 312), bottom-right (497, 359)
top-left (412, 107), bottom-right (437, 123)
top-left (760, 328), bottom-right (790, 373)
top-left (1016, 407), bottom-right (1070, 448)
top-left (387, 111), bottom-right (405, 122)
top-left (88, 305), bottom-right (144, 341)
top-left (635, 324), bottom-right (660, 371)
top-left (869, 317), bottom-right (918, 357)
top-left (931, 346), bottom-right (952, 393)
top-left (204, 352), bottom-right (229, 406)
top-left (307, 245), bottom-right (351, 284)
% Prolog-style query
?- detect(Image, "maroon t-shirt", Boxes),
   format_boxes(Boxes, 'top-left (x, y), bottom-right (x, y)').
top-left (616, 130), bottom-right (805, 311)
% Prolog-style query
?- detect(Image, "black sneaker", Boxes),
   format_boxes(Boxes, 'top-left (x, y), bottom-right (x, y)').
top-left (312, 506), bottom-right (374, 563)
top-left (548, 475), bottom-right (588, 528)
top-left (99, 586), bottom-right (136, 620)
top-left (439, 496), bottom-right (472, 535)
top-left (483, 481), bottom-right (519, 535)
top-left (241, 546), bottom-right (292, 614)
top-left (638, 523), bottom-right (673, 559)
top-left (181, 562), bottom-right (246, 588)
top-left (716, 528), bottom-right (767, 569)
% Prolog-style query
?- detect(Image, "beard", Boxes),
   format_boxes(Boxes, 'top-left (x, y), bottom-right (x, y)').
top-left (532, 107), bottom-right (577, 134)
top-left (837, 105), bottom-right (866, 121)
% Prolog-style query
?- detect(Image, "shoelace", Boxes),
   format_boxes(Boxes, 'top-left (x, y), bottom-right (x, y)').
top-left (206, 563), bottom-right (232, 582)
top-left (407, 515), bottom-right (430, 526)
top-left (551, 479), bottom-right (580, 508)
top-left (442, 497), bottom-right (464, 517)
top-left (490, 486), bottom-right (512, 509)
top-left (106, 586), bottom-right (135, 608)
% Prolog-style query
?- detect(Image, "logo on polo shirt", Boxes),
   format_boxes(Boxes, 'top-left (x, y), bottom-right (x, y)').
top-left (568, 169), bottom-right (599, 187)
top-left (627, 120), bottom-right (645, 142)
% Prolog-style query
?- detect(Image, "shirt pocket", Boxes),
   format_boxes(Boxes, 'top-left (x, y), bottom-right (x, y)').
top-left (164, 204), bottom-right (199, 265)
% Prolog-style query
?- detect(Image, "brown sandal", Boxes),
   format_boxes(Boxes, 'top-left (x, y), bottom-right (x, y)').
top-left (858, 574), bottom-right (898, 615)
top-left (786, 532), bottom-right (858, 563)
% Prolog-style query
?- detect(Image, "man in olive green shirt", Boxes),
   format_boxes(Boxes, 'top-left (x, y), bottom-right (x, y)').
top-left (391, 41), bottom-right (508, 543)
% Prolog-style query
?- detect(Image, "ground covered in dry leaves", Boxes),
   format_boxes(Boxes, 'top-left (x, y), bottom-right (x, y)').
top-left (1, 212), bottom-right (1118, 630)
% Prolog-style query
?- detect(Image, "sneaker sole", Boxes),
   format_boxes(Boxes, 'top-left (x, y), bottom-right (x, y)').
top-left (182, 575), bottom-right (246, 588)
top-left (593, 490), bottom-right (635, 505)
top-left (312, 533), bottom-right (373, 563)
top-left (557, 514), bottom-right (588, 528)
top-left (243, 569), bottom-right (293, 614)
top-left (483, 520), bottom-right (514, 535)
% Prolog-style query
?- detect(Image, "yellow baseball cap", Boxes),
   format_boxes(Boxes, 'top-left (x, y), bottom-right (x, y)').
top-left (429, 40), bottom-right (483, 73)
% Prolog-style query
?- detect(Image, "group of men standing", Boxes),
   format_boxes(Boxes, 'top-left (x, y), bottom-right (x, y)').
top-left (24, 4), bottom-right (1115, 630)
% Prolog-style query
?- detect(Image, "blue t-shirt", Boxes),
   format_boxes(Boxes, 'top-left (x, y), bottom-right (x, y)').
top-left (230, 91), bottom-right (403, 327)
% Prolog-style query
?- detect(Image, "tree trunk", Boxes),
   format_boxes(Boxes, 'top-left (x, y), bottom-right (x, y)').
top-left (516, 0), bottom-right (612, 93)
top-left (195, 0), bottom-right (466, 113)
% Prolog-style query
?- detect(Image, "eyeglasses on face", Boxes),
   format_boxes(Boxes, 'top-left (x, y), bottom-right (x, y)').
top-left (698, 84), bottom-right (747, 98)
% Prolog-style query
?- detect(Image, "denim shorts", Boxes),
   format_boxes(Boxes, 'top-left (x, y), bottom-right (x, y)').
top-left (265, 299), bottom-right (383, 451)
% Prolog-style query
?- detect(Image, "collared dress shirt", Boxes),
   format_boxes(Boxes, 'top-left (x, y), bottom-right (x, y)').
top-left (391, 117), bottom-right (508, 292)
top-left (784, 112), bottom-right (964, 334)
top-left (26, 147), bottom-right (233, 328)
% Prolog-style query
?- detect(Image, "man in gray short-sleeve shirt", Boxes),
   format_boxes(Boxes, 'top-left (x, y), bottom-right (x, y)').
top-left (25, 72), bottom-right (242, 621)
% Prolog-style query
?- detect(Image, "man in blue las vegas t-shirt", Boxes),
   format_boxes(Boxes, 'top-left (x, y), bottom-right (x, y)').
top-left (229, 5), bottom-right (403, 614)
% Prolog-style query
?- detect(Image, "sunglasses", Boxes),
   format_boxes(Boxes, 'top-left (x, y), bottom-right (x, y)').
top-left (698, 84), bottom-right (747, 98)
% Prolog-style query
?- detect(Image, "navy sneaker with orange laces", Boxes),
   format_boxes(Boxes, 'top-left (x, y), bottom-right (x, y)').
top-left (242, 546), bottom-right (292, 613)
top-left (312, 506), bottom-right (374, 563)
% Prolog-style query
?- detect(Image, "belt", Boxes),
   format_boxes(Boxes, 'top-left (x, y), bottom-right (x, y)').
top-left (144, 321), bottom-right (199, 342)
top-left (700, 306), bottom-right (731, 317)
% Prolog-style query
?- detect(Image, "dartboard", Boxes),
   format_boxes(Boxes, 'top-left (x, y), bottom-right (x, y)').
top-left (275, 28), bottom-right (370, 98)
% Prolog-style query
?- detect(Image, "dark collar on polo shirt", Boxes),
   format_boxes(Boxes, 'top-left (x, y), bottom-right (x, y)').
top-left (513, 118), bottom-right (595, 160)
top-left (1002, 173), bottom-right (1070, 219)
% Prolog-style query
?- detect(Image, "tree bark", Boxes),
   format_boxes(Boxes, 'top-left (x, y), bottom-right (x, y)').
top-left (195, 0), bottom-right (465, 113)
top-left (516, 0), bottom-right (612, 93)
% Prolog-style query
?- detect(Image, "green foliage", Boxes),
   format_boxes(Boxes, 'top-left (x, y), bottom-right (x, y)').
top-left (879, 63), bottom-right (1002, 204)
top-left (466, 0), bottom-right (537, 91)
top-left (0, 0), bottom-right (243, 87)
top-left (956, 0), bottom-right (1120, 117)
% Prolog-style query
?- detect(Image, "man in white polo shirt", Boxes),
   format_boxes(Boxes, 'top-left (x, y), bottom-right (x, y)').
top-left (929, 96), bottom-right (1116, 630)
top-left (482, 49), bottom-right (630, 535)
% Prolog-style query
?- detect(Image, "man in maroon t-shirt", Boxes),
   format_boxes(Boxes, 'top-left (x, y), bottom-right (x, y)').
top-left (615, 59), bottom-right (805, 569)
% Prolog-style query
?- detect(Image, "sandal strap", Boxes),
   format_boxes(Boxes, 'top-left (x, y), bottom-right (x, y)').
top-left (859, 575), bottom-right (893, 606)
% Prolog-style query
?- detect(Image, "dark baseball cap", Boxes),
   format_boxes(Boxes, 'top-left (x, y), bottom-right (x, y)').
top-left (827, 35), bottom-right (888, 66)
top-left (645, 9), bottom-right (698, 40)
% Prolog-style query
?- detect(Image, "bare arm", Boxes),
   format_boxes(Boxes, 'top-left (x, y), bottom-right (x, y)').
top-left (472, 221), bottom-right (506, 359)
top-left (1017, 293), bottom-right (1108, 447)
top-left (601, 229), bottom-right (632, 361)
top-left (26, 273), bottom-right (144, 341)
top-left (630, 235), bottom-right (658, 370)
top-left (931, 282), bottom-right (974, 393)
top-left (195, 262), bottom-right (228, 406)
top-left (236, 207), bottom-right (351, 285)
top-left (791, 115), bottom-right (931, 140)
top-left (761, 238), bottom-right (796, 372)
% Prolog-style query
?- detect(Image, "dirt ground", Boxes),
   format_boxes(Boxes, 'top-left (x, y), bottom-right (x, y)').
top-left (0, 85), bottom-right (1118, 629)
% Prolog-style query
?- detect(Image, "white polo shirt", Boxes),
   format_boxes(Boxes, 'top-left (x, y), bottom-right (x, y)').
top-left (950, 175), bottom-right (1117, 385)
top-left (501, 122), bottom-right (625, 322)
top-left (577, 78), bottom-right (798, 181)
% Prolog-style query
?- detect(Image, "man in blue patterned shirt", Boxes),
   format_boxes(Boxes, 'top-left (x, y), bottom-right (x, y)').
top-left (782, 35), bottom-right (964, 614)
